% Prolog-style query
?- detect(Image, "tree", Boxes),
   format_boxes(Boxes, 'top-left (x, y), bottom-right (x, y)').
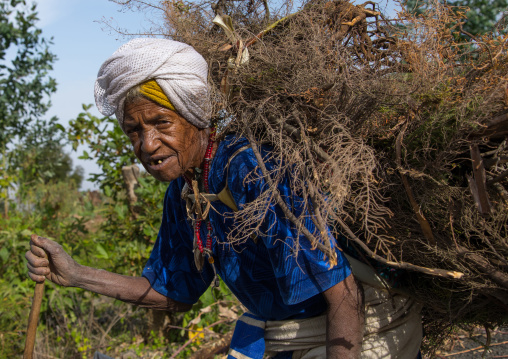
top-left (10, 118), bottom-right (84, 190)
top-left (0, 0), bottom-right (57, 148)
top-left (406, 0), bottom-right (508, 36)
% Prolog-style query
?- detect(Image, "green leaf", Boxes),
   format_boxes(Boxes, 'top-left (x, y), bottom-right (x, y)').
top-left (0, 247), bottom-right (8, 262)
top-left (19, 229), bottom-right (32, 238)
top-left (95, 243), bottom-right (109, 260)
top-left (79, 150), bottom-right (90, 160)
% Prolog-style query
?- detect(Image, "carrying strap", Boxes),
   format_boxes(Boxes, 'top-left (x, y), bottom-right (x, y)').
top-left (184, 144), bottom-right (249, 212)
top-left (217, 144), bottom-right (251, 212)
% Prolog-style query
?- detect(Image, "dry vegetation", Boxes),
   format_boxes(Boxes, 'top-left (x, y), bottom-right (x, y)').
top-left (115, 0), bottom-right (508, 350)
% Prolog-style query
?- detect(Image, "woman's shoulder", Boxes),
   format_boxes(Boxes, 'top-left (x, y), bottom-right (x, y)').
top-left (216, 134), bottom-right (250, 157)
top-left (209, 134), bottom-right (252, 192)
top-left (213, 134), bottom-right (250, 171)
top-left (216, 134), bottom-right (275, 165)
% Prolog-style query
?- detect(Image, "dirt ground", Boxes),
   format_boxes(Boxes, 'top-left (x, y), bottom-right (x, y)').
top-left (435, 327), bottom-right (508, 358)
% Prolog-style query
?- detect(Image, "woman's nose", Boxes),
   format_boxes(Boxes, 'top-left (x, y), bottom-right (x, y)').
top-left (140, 128), bottom-right (161, 154)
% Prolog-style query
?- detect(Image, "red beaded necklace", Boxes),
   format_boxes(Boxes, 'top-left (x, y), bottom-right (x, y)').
top-left (184, 128), bottom-right (217, 275)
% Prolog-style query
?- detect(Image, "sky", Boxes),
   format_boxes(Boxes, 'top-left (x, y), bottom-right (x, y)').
top-left (34, 0), bottom-right (399, 191)
top-left (34, 0), bottom-right (161, 190)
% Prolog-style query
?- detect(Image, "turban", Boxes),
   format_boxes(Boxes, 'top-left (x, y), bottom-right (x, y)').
top-left (94, 38), bottom-right (211, 129)
top-left (140, 80), bottom-right (176, 111)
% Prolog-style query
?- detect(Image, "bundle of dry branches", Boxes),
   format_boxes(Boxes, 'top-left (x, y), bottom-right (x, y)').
top-left (119, 0), bottom-right (508, 346)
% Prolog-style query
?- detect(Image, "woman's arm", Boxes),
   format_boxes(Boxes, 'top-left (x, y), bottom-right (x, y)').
top-left (323, 274), bottom-right (365, 359)
top-left (25, 235), bottom-right (192, 312)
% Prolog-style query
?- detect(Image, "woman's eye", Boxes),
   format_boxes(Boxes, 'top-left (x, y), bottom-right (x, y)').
top-left (157, 119), bottom-right (172, 127)
top-left (126, 125), bottom-right (141, 134)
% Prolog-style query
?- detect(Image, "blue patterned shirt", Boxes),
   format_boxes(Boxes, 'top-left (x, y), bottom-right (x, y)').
top-left (142, 135), bottom-right (351, 321)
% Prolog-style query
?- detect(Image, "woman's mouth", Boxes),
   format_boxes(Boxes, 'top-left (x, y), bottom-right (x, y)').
top-left (147, 155), bottom-right (174, 170)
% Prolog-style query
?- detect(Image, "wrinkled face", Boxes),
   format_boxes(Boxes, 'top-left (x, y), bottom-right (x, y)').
top-left (123, 96), bottom-right (209, 182)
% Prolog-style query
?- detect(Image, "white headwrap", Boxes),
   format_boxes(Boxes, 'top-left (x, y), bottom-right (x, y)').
top-left (94, 38), bottom-right (211, 129)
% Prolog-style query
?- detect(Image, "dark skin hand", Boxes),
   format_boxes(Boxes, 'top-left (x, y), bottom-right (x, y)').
top-left (26, 234), bottom-right (192, 312)
top-left (324, 274), bottom-right (365, 358)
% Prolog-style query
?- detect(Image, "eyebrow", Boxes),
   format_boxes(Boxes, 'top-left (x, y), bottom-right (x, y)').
top-left (123, 118), bottom-right (138, 128)
top-left (146, 114), bottom-right (167, 123)
top-left (124, 113), bottom-right (166, 125)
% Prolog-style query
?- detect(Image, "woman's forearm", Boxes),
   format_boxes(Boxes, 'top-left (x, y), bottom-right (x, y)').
top-left (73, 264), bottom-right (192, 312)
top-left (26, 235), bottom-right (191, 313)
top-left (324, 275), bottom-right (365, 359)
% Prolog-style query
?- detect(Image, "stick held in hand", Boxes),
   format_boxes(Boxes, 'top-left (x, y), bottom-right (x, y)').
top-left (24, 234), bottom-right (47, 359)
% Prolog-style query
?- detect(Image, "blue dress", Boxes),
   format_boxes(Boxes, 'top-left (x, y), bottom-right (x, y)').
top-left (142, 135), bottom-right (351, 321)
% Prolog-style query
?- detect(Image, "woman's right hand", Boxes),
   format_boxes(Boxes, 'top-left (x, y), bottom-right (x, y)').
top-left (25, 234), bottom-right (80, 287)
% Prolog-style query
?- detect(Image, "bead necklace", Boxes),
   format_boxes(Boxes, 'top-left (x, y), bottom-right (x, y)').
top-left (184, 128), bottom-right (219, 287)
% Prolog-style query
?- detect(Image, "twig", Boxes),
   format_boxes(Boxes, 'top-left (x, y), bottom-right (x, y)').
top-left (192, 180), bottom-right (204, 219)
top-left (491, 181), bottom-right (508, 204)
top-left (484, 157), bottom-right (508, 168)
top-left (293, 111), bottom-right (336, 264)
top-left (470, 144), bottom-right (492, 215)
top-left (266, 114), bottom-right (332, 163)
top-left (457, 247), bottom-right (508, 289)
top-left (245, 127), bottom-right (336, 263)
top-left (486, 113), bottom-right (508, 128)
top-left (169, 319), bottom-right (229, 359)
top-left (281, 124), bottom-right (330, 161)
top-left (448, 204), bottom-right (459, 251)
top-left (482, 139), bottom-right (506, 157)
top-left (471, 113), bottom-right (508, 138)
top-left (98, 311), bottom-right (127, 348)
top-left (189, 331), bottom-right (233, 359)
top-left (245, 12), bottom-right (298, 48)
top-left (487, 169), bottom-right (508, 186)
top-left (442, 340), bottom-right (508, 357)
top-left (336, 218), bottom-right (464, 279)
top-left (261, 0), bottom-right (269, 24)
top-left (169, 332), bottom-right (197, 358)
top-left (396, 123), bottom-right (436, 245)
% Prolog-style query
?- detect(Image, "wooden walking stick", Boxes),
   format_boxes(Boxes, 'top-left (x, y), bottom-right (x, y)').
top-left (24, 235), bottom-right (47, 359)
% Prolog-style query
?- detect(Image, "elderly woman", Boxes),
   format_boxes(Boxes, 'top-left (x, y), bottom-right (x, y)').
top-left (26, 39), bottom-right (420, 359)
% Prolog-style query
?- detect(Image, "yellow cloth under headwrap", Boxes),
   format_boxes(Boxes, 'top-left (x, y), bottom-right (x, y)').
top-left (140, 80), bottom-right (176, 111)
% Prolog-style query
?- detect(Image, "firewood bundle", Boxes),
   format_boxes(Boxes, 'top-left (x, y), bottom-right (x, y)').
top-left (162, 0), bottom-right (508, 344)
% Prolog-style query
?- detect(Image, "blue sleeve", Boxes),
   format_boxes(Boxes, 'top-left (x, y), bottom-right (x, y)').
top-left (226, 143), bottom-right (351, 306)
top-left (142, 180), bottom-right (214, 304)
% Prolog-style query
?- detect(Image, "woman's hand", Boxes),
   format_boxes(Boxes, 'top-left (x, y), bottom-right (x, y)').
top-left (25, 234), bottom-right (80, 287)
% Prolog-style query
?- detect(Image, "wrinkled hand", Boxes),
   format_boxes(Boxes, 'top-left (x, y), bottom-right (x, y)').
top-left (25, 234), bottom-right (80, 287)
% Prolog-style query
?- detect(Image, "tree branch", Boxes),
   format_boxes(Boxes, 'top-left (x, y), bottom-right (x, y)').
top-left (245, 127), bottom-right (337, 264)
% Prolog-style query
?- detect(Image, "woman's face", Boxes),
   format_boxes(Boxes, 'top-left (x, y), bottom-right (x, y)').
top-left (123, 96), bottom-right (209, 182)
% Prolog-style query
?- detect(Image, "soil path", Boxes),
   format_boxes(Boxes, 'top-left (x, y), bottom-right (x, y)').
top-left (436, 327), bottom-right (508, 358)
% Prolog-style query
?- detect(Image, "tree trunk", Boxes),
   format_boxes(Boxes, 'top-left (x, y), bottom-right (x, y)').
top-left (121, 165), bottom-right (140, 215)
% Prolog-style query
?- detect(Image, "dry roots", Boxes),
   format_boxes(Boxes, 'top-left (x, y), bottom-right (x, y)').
top-left (116, 0), bottom-right (508, 347)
